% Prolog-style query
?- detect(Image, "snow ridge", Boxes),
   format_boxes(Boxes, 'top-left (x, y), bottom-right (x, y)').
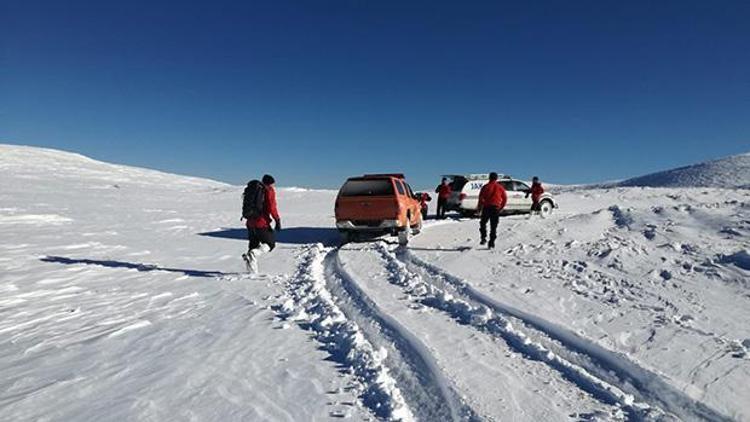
top-left (397, 248), bottom-right (733, 422)
top-left (276, 244), bottom-right (414, 421)
top-left (0, 143), bottom-right (228, 189)
top-left (618, 152), bottom-right (750, 189)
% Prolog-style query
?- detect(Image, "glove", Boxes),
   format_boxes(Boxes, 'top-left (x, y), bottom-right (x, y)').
top-left (275, 220), bottom-right (282, 231)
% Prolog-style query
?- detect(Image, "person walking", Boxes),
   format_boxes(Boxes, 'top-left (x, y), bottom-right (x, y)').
top-left (477, 172), bottom-right (507, 249)
top-left (434, 178), bottom-right (452, 219)
top-left (526, 176), bottom-right (545, 217)
top-left (241, 174), bottom-right (281, 274)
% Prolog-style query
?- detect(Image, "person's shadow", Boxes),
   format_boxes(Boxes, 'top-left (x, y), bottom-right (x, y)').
top-left (198, 227), bottom-right (341, 247)
top-left (40, 256), bottom-right (230, 278)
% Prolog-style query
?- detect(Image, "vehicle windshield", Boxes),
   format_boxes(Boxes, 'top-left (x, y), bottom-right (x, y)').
top-left (339, 179), bottom-right (394, 197)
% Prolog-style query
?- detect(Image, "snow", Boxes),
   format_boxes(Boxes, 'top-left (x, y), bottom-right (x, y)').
top-left (618, 152), bottom-right (750, 189)
top-left (1, 143), bottom-right (749, 421)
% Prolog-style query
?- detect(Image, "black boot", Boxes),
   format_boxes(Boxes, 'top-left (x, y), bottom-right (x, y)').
top-left (480, 238), bottom-right (486, 245)
top-left (488, 240), bottom-right (495, 249)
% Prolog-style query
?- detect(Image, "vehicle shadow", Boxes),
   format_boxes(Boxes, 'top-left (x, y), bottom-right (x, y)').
top-left (40, 256), bottom-right (230, 278)
top-left (198, 226), bottom-right (341, 247)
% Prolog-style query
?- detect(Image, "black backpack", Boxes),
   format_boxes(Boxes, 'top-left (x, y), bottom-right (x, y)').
top-left (242, 180), bottom-right (266, 219)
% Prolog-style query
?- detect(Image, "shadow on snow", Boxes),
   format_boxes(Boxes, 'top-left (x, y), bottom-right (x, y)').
top-left (198, 226), bottom-right (341, 247)
top-left (40, 256), bottom-right (229, 278)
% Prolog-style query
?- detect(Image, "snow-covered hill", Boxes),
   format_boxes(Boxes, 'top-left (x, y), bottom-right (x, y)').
top-left (619, 151), bottom-right (750, 188)
top-left (0, 144), bottom-right (230, 190)
top-left (1, 144), bottom-right (749, 421)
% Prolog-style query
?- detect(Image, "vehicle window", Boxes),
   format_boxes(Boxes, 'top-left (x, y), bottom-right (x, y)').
top-left (514, 181), bottom-right (530, 191)
top-left (395, 180), bottom-right (406, 195)
top-left (340, 179), bottom-right (395, 197)
top-left (450, 176), bottom-right (467, 191)
top-left (501, 181), bottom-right (514, 191)
top-left (405, 183), bottom-right (415, 198)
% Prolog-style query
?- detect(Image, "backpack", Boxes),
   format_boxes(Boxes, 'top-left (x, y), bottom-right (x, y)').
top-left (242, 180), bottom-right (266, 219)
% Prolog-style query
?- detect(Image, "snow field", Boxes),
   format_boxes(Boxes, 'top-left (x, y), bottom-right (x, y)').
top-left (410, 187), bottom-right (750, 420)
top-left (2, 144), bottom-right (749, 421)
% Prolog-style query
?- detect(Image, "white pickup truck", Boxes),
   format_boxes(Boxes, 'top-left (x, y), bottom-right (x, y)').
top-left (442, 174), bottom-right (558, 217)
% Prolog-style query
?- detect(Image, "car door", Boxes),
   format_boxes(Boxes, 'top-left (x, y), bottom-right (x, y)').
top-left (513, 181), bottom-right (533, 210)
top-left (462, 179), bottom-right (484, 211)
top-left (404, 182), bottom-right (421, 224)
top-left (501, 180), bottom-right (521, 210)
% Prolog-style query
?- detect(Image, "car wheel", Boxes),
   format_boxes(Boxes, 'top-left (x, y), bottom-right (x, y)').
top-left (460, 209), bottom-right (476, 218)
top-left (340, 230), bottom-right (357, 244)
top-left (397, 228), bottom-right (409, 246)
top-left (539, 200), bottom-right (553, 218)
top-left (411, 217), bottom-right (422, 235)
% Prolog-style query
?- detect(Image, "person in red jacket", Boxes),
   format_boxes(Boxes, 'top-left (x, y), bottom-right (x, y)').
top-left (419, 192), bottom-right (432, 221)
top-left (243, 174), bottom-right (281, 274)
top-left (477, 172), bottom-right (507, 249)
top-left (434, 178), bottom-right (452, 219)
top-left (525, 176), bottom-right (545, 216)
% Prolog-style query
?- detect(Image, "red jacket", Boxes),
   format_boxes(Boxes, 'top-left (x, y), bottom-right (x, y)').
top-left (530, 182), bottom-right (544, 203)
top-left (436, 184), bottom-right (452, 199)
top-left (247, 186), bottom-right (281, 229)
top-left (419, 193), bottom-right (431, 208)
top-left (478, 181), bottom-right (507, 209)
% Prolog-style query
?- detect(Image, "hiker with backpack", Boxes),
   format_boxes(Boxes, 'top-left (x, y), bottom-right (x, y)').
top-left (242, 174), bottom-right (281, 274)
top-left (477, 172), bottom-right (507, 249)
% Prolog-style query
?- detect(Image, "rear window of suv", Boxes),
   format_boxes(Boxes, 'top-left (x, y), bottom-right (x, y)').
top-left (340, 179), bottom-right (395, 197)
top-left (449, 176), bottom-right (467, 191)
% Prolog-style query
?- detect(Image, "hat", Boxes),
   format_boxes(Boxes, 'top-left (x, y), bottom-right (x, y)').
top-left (262, 174), bottom-right (275, 185)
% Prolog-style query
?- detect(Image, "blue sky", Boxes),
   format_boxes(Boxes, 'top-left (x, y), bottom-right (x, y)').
top-left (2, 0), bottom-right (748, 188)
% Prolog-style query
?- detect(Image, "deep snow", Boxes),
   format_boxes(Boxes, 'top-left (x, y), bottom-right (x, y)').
top-left (1, 144), bottom-right (749, 421)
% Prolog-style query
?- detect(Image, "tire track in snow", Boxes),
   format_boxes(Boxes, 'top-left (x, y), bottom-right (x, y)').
top-left (275, 244), bottom-right (413, 420)
top-left (276, 244), bottom-right (477, 421)
top-left (328, 249), bottom-right (480, 421)
top-left (393, 246), bottom-right (732, 422)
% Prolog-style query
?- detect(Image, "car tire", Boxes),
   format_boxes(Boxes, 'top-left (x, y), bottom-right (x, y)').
top-left (460, 209), bottom-right (477, 218)
top-left (539, 200), bottom-right (553, 218)
top-left (411, 217), bottom-right (422, 235)
top-left (340, 230), bottom-right (356, 244)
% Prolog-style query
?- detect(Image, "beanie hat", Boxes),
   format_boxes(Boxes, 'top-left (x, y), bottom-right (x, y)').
top-left (262, 174), bottom-right (275, 185)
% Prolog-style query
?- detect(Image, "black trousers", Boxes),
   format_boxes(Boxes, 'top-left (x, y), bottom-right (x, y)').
top-left (479, 206), bottom-right (500, 243)
top-left (248, 227), bottom-right (276, 252)
top-left (437, 198), bottom-right (447, 219)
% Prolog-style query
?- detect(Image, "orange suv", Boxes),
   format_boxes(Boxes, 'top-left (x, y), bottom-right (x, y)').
top-left (335, 174), bottom-right (423, 244)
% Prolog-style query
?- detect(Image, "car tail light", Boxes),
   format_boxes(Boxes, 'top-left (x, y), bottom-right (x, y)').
top-left (459, 193), bottom-right (467, 201)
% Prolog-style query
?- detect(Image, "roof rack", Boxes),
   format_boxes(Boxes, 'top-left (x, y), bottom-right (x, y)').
top-left (460, 173), bottom-right (511, 180)
top-left (362, 173), bottom-right (405, 179)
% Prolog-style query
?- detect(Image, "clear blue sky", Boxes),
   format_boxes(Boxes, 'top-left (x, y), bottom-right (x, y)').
top-left (2, 0), bottom-right (748, 188)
